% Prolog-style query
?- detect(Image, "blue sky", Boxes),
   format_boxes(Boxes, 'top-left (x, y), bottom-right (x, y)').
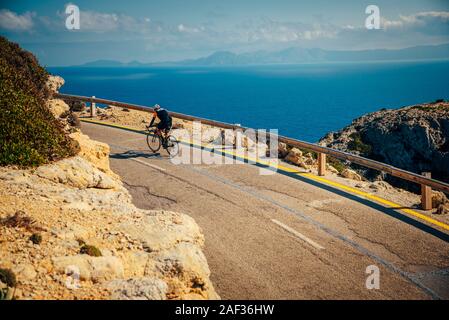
top-left (1, 0), bottom-right (448, 66)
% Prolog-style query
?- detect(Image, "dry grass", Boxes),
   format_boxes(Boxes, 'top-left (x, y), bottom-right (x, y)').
top-left (0, 211), bottom-right (44, 232)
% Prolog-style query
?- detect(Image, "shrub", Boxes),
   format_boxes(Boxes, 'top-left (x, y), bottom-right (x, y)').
top-left (29, 233), bottom-right (42, 245)
top-left (68, 113), bottom-right (81, 128)
top-left (0, 36), bottom-right (78, 167)
top-left (413, 103), bottom-right (448, 112)
top-left (80, 244), bottom-right (102, 257)
top-left (0, 268), bottom-right (17, 288)
top-left (348, 132), bottom-right (372, 155)
top-left (0, 211), bottom-right (43, 232)
top-left (69, 100), bottom-right (86, 112)
top-left (328, 156), bottom-right (346, 173)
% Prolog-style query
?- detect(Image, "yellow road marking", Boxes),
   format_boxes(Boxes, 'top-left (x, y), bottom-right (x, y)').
top-left (81, 118), bottom-right (449, 232)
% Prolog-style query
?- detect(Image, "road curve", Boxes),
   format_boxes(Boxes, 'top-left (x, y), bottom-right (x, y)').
top-left (81, 121), bottom-right (449, 300)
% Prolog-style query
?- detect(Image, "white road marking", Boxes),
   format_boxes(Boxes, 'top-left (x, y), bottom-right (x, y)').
top-left (131, 158), bottom-right (166, 172)
top-left (271, 219), bottom-right (325, 250)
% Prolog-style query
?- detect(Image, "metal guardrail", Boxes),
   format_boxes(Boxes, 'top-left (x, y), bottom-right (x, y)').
top-left (55, 93), bottom-right (449, 209)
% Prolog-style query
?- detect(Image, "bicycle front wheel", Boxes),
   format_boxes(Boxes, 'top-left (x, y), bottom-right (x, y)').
top-left (165, 136), bottom-right (180, 158)
top-left (147, 133), bottom-right (161, 153)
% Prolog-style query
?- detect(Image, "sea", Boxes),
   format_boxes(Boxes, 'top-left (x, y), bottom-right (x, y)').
top-left (49, 60), bottom-right (449, 142)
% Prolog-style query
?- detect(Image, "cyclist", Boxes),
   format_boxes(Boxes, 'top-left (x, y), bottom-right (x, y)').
top-left (148, 104), bottom-right (172, 140)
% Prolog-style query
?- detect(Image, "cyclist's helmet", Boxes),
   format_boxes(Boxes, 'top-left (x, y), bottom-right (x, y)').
top-left (154, 104), bottom-right (161, 111)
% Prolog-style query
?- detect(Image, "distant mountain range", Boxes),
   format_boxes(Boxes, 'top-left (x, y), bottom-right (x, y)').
top-left (77, 43), bottom-right (449, 67)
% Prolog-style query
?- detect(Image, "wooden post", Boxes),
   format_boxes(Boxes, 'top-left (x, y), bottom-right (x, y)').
top-left (318, 153), bottom-right (326, 176)
top-left (90, 96), bottom-right (96, 118)
top-left (421, 172), bottom-right (432, 210)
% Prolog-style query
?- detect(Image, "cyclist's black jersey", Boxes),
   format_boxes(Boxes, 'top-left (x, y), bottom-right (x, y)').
top-left (155, 109), bottom-right (171, 124)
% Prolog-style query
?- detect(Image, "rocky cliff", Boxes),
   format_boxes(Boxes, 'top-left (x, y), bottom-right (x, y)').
top-left (0, 77), bottom-right (219, 300)
top-left (319, 101), bottom-right (449, 188)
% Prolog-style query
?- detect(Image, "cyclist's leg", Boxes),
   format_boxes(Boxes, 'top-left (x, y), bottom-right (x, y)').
top-left (156, 122), bottom-right (165, 137)
top-left (163, 118), bottom-right (172, 138)
top-left (157, 122), bottom-right (169, 145)
top-left (167, 118), bottom-right (173, 136)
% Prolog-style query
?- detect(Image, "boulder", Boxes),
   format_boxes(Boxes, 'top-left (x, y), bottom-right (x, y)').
top-left (70, 132), bottom-right (118, 178)
top-left (47, 99), bottom-right (70, 118)
top-left (35, 156), bottom-right (120, 189)
top-left (201, 128), bottom-right (221, 144)
top-left (341, 169), bottom-right (362, 181)
top-left (278, 142), bottom-right (289, 158)
top-left (369, 181), bottom-right (393, 191)
top-left (285, 148), bottom-right (303, 165)
top-left (241, 135), bottom-right (256, 150)
top-left (304, 157), bottom-right (315, 166)
top-left (118, 211), bottom-right (204, 253)
top-left (432, 191), bottom-right (448, 209)
top-left (304, 152), bottom-right (314, 159)
top-left (153, 242), bottom-right (220, 300)
top-left (222, 129), bottom-right (236, 146)
top-left (13, 263), bottom-right (37, 281)
top-left (46, 75), bottom-right (65, 93)
top-left (255, 142), bottom-right (268, 158)
top-left (326, 164), bottom-right (339, 174)
top-left (119, 251), bottom-right (151, 277)
top-left (107, 278), bottom-right (168, 300)
top-left (52, 255), bottom-right (125, 283)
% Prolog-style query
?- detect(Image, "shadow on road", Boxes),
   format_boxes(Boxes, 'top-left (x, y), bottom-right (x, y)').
top-left (200, 145), bottom-right (449, 243)
top-left (110, 141), bottom-right (449, 243)
top-left (263, 162), bottom-right (449, 243)
top-left (110, 150), bottom-right (161, 160)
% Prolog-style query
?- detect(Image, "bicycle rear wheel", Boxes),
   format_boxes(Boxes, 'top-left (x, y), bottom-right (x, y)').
top-left (146, 132), bottom-right (161, 153)
top-left (165, 136), bottom-right (179, 158)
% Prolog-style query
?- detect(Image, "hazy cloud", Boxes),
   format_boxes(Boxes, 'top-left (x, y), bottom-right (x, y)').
top-left (2, 4), bottom-right (448, 65)
top-left (80, 11), bottom-right (119, 32)
top-left (55, 4), bottom-right (153, 34)
top-left (237, 18), bottom-right (338, 44)
top-left (0, 9), bottom-right (35, 31)
top-left (383, 11), bottom-right (449, 34)
top-left (177, 24), bottom-right (203, 33)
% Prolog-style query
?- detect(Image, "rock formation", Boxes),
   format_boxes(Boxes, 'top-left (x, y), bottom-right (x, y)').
top-left (0, 76), bottom-right (219, 300)
top-left (319, 101), bottom-right (449, 185)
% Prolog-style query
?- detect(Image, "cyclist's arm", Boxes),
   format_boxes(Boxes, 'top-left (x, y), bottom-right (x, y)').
top-left (149, 112), bottom-right (157, 127)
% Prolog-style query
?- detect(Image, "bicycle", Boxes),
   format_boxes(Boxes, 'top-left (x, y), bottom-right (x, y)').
top-left (146, 125), bottom-right (180, 158)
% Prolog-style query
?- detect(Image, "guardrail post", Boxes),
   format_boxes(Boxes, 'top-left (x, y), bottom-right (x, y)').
top-left (318, 153), bottom-right (326, 176)
top-left (90, 96), bottom-right (96, 118)
top-left (421, 172), bottom-right (432, 210)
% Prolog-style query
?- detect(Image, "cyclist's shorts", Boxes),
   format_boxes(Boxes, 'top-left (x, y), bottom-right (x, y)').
top-left (157, 118), bottom-right (172, 131)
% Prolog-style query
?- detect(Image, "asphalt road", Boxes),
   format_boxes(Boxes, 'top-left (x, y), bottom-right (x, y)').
top-left (81, 121), bottom-right (449, 300)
